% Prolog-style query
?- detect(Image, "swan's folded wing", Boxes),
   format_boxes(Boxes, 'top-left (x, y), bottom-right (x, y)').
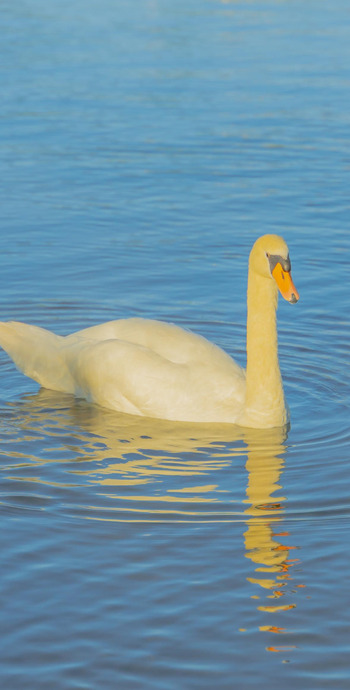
top-left (0, 320), bottom-right (246, 423)
top-left (69, 317), bottom-right (241, 370)
top-left (64, 337), bottom-right (192, 418)
top-left (64, 336), bottom-right (245, 422)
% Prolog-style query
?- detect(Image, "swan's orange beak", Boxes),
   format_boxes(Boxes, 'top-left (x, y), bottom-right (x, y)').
top-left (272, 263), bottom-right (299, 303)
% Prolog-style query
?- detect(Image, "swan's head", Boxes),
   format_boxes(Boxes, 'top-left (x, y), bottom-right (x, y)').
top-left (250, 234), bottom-right (299, 304)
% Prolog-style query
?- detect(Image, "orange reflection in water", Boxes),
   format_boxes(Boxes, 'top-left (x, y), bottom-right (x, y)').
top-left (242, 426), bottom-right (304, 651)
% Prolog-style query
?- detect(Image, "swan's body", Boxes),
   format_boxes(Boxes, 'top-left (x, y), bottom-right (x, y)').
top-left (0, 235), bottom-right (299, 428)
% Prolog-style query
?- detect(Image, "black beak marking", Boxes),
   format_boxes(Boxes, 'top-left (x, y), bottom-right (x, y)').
top-left (268, 253), bottom-right (291, 274)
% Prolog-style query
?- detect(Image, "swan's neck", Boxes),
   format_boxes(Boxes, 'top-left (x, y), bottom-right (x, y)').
top-left (242, 269), bottom-right (287, 428)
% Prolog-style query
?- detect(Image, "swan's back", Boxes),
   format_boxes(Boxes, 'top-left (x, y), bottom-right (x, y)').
top-left (72, 318), bottom-right (235, 367)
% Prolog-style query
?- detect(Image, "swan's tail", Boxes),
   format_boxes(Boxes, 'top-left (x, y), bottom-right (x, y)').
top-left (0, 321), bottom-right (74, 393)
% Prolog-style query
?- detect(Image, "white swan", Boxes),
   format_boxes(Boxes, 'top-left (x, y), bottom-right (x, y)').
top-left (0, 234), bottom-right (299, 428)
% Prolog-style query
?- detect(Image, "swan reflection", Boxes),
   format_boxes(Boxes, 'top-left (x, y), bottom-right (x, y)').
top-left (1, 388), bottom-right (302, 646)
top-left (242, 426), bottom-right (301, 650)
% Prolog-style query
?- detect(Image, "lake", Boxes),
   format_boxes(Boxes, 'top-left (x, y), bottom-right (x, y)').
top-left (1, 0), bottom-right (350, 688)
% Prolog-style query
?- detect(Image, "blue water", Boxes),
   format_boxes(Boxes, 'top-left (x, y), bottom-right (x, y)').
top-left (1, 1), bottom-right (350, 688)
